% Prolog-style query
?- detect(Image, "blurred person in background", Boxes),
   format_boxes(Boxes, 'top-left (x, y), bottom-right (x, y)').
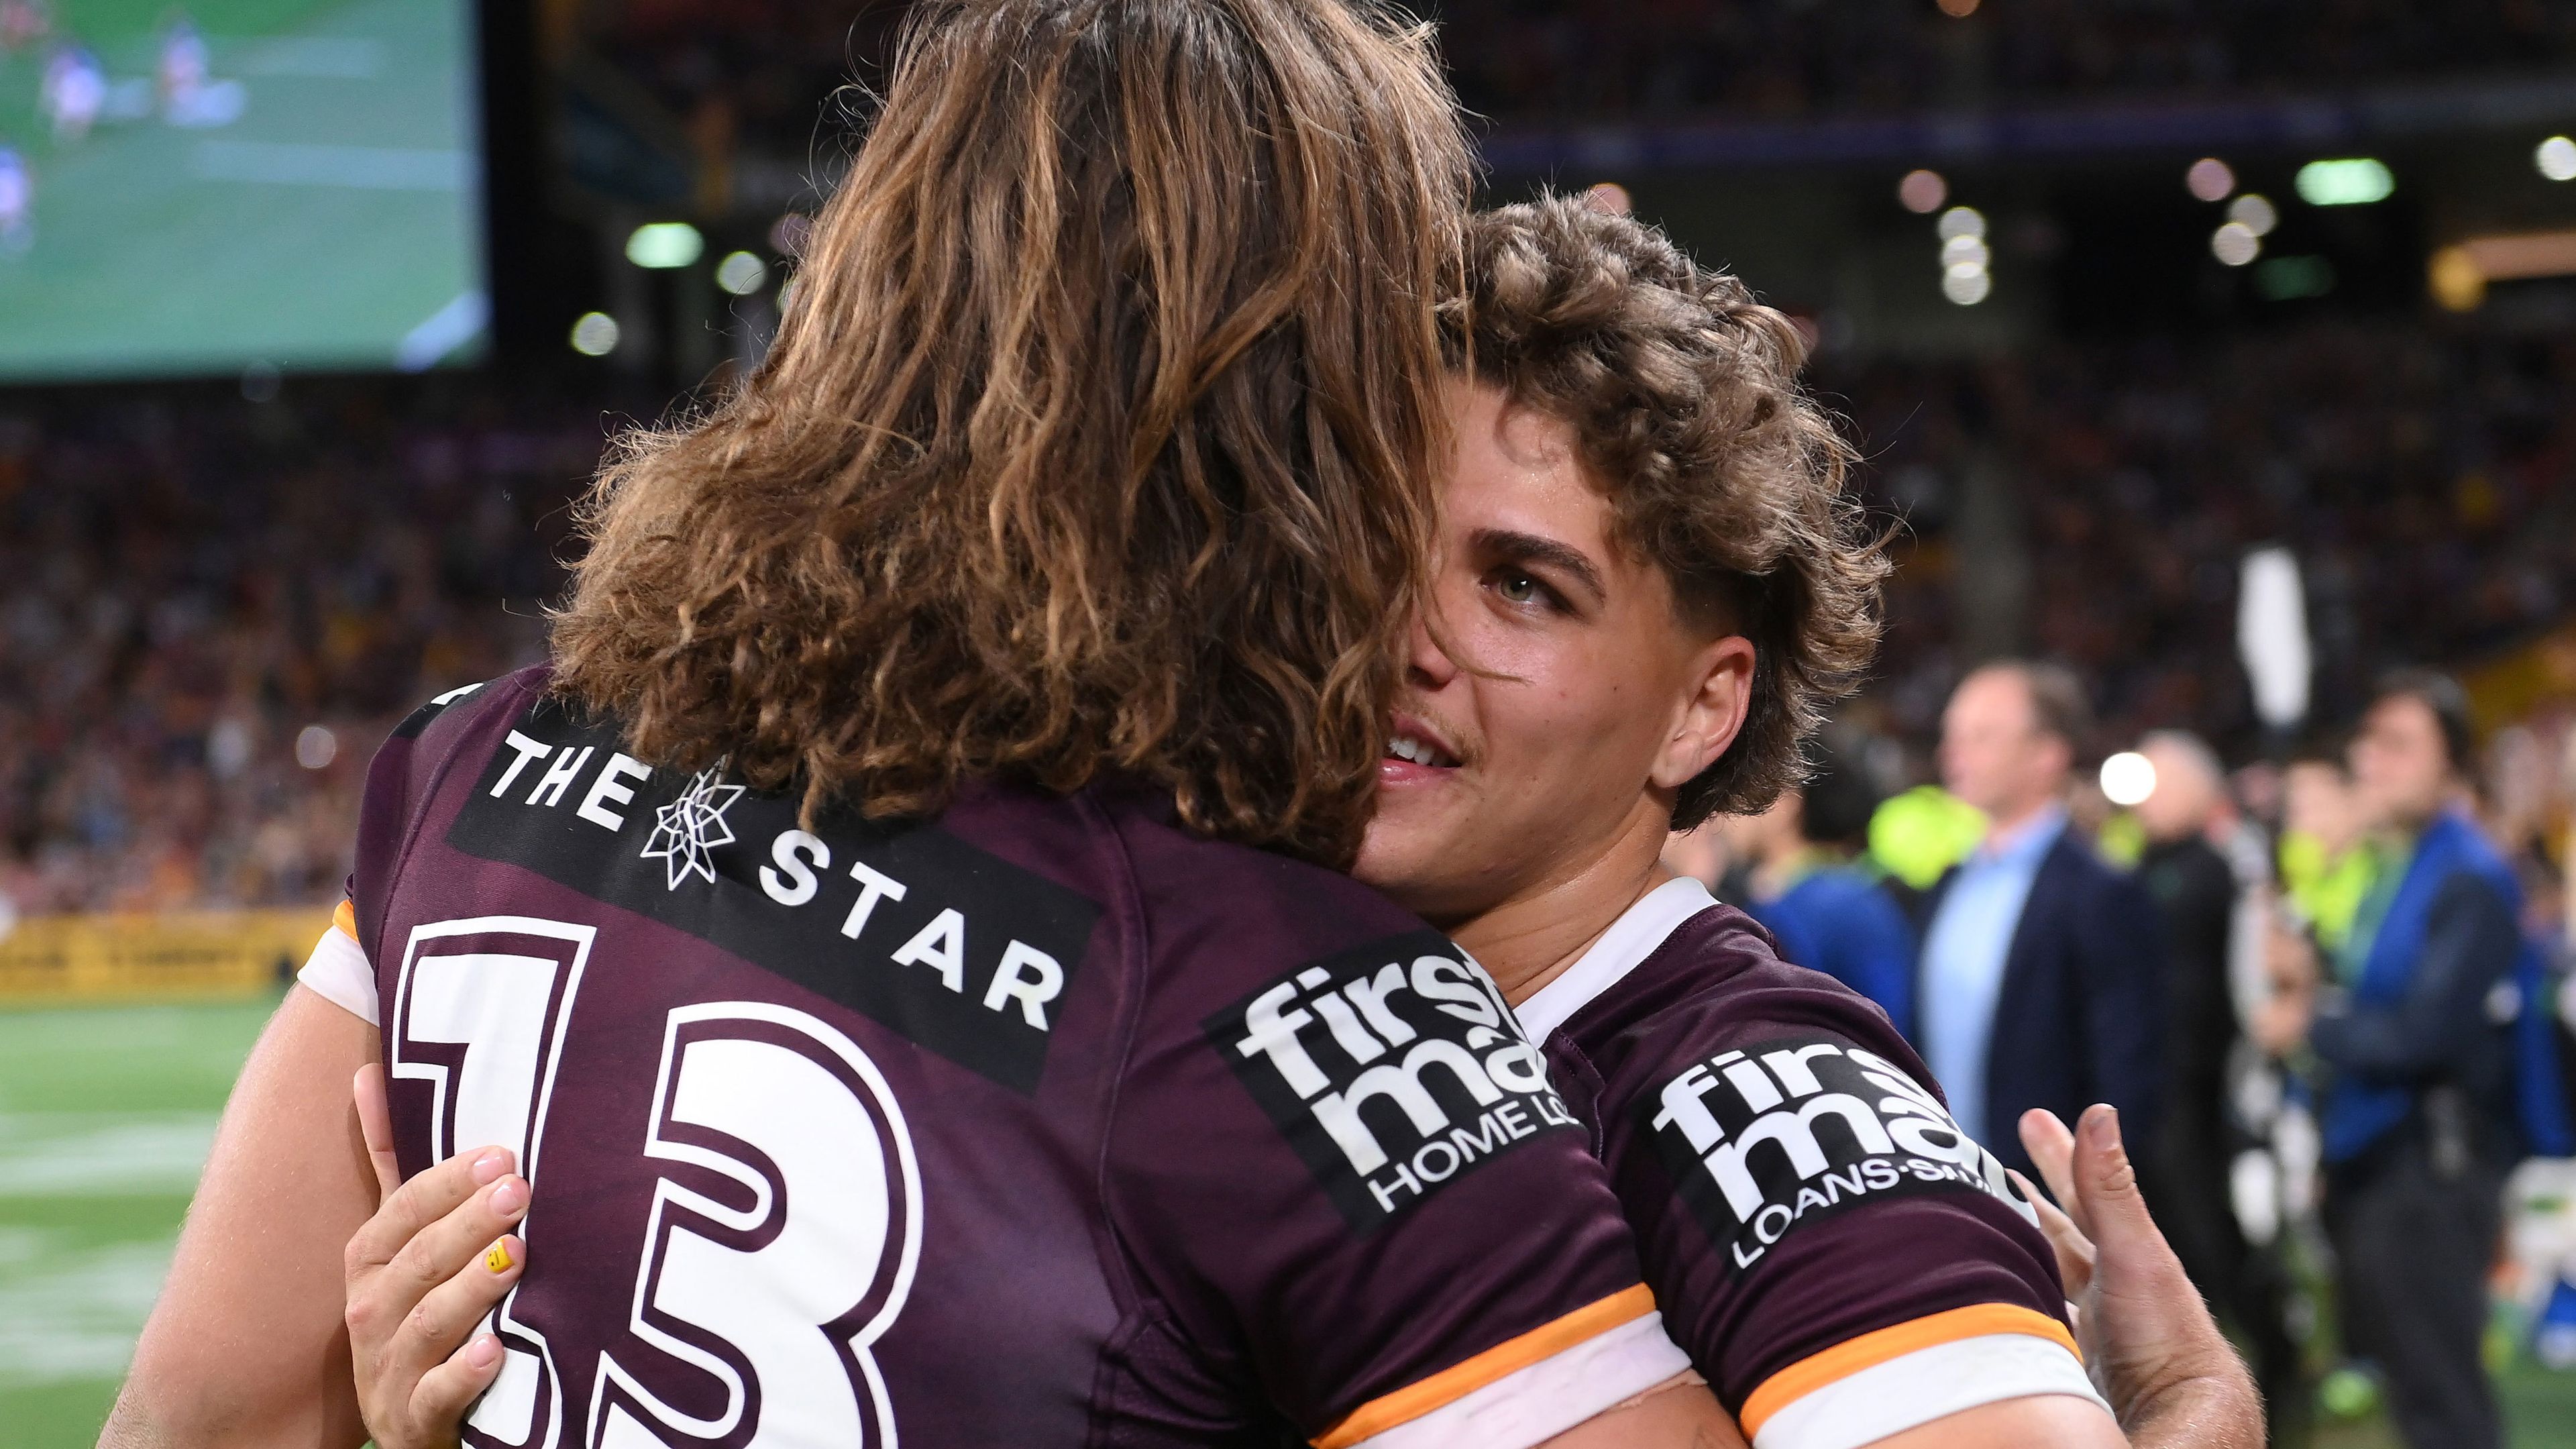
top-left (2257, 670), bottom-right (2523, 1449)
top-left (2279, 743), bottom-right (2378, 957)
top-left (1920, 660), bottom-right (2165, 1177)
top-left (1719, 724), bottom-right (1918, 1038)
top-left (2129, 729), bottom-right (2306, 1445)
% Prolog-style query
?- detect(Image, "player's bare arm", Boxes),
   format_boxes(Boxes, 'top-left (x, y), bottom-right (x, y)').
top-left (99, 986), bottom-right (378, 1449)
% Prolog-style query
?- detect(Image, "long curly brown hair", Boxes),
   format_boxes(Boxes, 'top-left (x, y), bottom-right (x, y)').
top-left (551, 0), bottom-right (1470, 865)
top-left (1458, 197), bottom-right (1889, 828)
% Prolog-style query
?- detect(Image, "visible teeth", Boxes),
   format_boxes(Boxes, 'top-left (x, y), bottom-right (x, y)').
top-left (1389, 736), bottom-right (1444, 766)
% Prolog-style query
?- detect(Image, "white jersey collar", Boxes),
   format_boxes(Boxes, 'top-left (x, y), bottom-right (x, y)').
top-left (1513, 875), bottom-right (1717, 1045)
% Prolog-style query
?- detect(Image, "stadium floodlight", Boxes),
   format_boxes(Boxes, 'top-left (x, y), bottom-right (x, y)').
top-left (1936, 205), bottom-right (1986, 241)
top-left (2186, 157), bottom-right (2235, 203)
top-left (716, 250), bottom-right (768, 296)
top-left (1941, 262), bottom-right (1990, 305)
top-left (2538, 136), bottom-right (2576, 183)
top-left (2100, 752), bottom-right (2157, 808)
top-left (2294, 158), bottom-right (2393, 207)
top-left (570, 311), bottom-right (621, 356)
top-left (626, 221), bottom-right (706, 270)
top-left (2226, 194), bottom-right (2277, 237)
top-left (1898, 169), bottom-right (1947, 214)
top-left (1939, 234), bottom-right (1990, 270)
top-left (2211, 221), bottom-right (2261, 267)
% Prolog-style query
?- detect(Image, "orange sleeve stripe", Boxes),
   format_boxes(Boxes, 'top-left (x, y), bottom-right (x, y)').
top-left (332, 899), bottom-right (360, 943)
top-left (1738, 1302), bottom-right (2080, 1439)
top-left (1311, 1284), bottom-right (1659, 1449)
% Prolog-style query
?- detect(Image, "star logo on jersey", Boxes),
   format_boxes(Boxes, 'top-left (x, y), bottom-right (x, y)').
top-left (639, 767), bottom-right (745, 890)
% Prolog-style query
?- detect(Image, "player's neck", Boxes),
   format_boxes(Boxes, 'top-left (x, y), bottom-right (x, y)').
top-left (1450, 798), bottom-right (1674, 1009)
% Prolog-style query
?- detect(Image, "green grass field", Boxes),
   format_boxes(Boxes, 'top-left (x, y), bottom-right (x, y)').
top-left (1, 993), bottom-right (2573, 1448)
top-left (0, 0), bottom-right (484, 380)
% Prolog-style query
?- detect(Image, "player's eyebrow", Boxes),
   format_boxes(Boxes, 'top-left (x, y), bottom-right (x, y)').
top-left (1471, 527), bottom-right (1607, 606)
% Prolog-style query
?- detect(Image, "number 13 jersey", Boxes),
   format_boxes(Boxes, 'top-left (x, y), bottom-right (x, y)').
top-left (298, 668), bottom-right (1688, 1449)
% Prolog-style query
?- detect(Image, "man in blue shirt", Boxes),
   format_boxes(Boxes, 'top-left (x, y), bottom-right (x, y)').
top-left (1724, 726), bottom-right (1919, 1040)
top-left (2256, 671), bottom-right (2522, 1449)
top-left (1918, 661), bottom-right (2167, 1177)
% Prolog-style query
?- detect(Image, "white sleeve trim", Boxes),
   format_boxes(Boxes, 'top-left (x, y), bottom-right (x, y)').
top-left (297, 927), bottom-right (378, 1026)
top-left (1350, 1310), bottom-right (1693, 1449)
top-left (1750, 1332), bottom-right (2112, 1449)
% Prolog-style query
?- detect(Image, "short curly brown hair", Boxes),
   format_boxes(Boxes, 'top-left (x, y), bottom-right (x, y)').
top-left (1457, 196), bottom-right (1887, 828)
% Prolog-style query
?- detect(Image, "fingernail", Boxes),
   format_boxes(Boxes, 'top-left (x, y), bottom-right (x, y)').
top-left (490, 1177), bottom-right (527, 1216)
top-left (484, 1237), bottom-right (516, 1274)
top-left (472, 1149), bottom-right (509, 1185)
top-left (466, 1333), bottom-right (502, 1368)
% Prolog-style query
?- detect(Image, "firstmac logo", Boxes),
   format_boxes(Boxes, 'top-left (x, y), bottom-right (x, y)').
top-left (1209, 932), bottom-right (1580, 1229)
top-left (1645, 1036), bottom-right (2035, 1271)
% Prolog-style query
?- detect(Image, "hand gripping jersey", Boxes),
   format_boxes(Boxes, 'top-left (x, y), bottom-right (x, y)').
top-left (299, 669), bottom-right (1688, 1449)
top-left (1516, 877), bottom-right (2111, 1449)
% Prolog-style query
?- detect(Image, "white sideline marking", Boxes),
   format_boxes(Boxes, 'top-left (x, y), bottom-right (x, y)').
top-left (0, 1112), bottom-right (219, 1196)
top-left (0, 1235), bottom-right (176, 1385)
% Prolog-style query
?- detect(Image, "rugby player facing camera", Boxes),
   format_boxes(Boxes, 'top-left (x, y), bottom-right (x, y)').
top-left (1354, 198), bottom-right (2257, 1449)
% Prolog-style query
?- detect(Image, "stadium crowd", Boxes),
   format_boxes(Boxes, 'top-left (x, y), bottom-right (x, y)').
top-left (4, 319), bottom-right (2573, 924)
top-left (0, 383), bottom-right (602, 916)
top-left (584, 0), bottom-right (2576, 164)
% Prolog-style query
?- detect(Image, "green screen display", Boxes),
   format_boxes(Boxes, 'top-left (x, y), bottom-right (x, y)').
top-left (0, 0), bottom-right (485, 381)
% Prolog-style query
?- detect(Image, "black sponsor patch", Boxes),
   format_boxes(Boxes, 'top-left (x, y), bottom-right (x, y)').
top-left (1205, 934), bottom-right (1582, 1231)
top-left (1642, 1034), bottom-right (2033, 1272)
top-left (444, 698), bottom-right (1099, 1093)
top-left (392, 680), bottom-right (488, 739)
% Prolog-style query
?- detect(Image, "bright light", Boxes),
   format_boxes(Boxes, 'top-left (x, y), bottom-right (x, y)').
top-left (2227, 193), bottom-right (2277, 236)
top-left (768, 211), bottom-right (812, 256)
top-left (715, 250), bottom-right (768, 295)
top-left (2295, 158), bottom-right (2393, 207)
top-left (1898, 169), bottom-right (1947, 214)
top-left (2100, 751), bottom-right (2157, 808)
top-left (1937, 205), bottom-right (1987, 241)
top-left (570, 311), bottom-right (621, 356)
top-left (2212, 221), bottom-right (2261, 266)
top-left (1935, 0), bottom-right (1978, 16)
top-left (1941, 263), bottom-right (1991, 305)
top-left (2538, 136), bottom-right (2576, 183)
top-left (1582, 182), bottom-right (1633, 215)
top-left (1940, 234), bottom-right (1990, 269)
top-left (2186, 157), bottom-right (2235, 203)
top-left (2429, 246), bottom-right (2485, 311)
top-left (295, 724), bottom-right (339, 771)
top-left (626, 221), bottom-right (706, 269)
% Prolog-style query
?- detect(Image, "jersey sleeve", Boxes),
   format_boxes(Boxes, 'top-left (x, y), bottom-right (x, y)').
top-left (298, 676), bottom-right (517, 1024)
top-left (1621, 1024), bottom-right (2109, 1448)
top-left (1109, 887), bottom-right (1688, 1448)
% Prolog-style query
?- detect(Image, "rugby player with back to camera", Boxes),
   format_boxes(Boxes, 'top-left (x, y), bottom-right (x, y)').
top-left (341, 203), bottom-right (2259, 1447)
top-left (103, 4), bottom-right (1746, 1447)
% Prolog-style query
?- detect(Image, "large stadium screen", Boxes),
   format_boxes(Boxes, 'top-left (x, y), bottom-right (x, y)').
top-left (0, 0), bottom-right (486, 381)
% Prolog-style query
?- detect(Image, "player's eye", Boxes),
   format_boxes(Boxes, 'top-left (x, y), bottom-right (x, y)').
top-left (1493, 570), bottom-right (1555, 608)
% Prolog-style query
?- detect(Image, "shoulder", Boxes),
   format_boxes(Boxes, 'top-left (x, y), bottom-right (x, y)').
top-left (1558, 904), bottom-right (1924, 1105)
top-left (1104, 796), bottom-right (1433, 977)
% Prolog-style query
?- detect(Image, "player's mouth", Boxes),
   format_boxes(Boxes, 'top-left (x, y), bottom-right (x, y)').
top-left (1380, 715), bottom-right (1462, 784)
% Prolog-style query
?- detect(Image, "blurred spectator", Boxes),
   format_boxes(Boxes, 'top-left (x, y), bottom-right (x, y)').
top-left (1920, 659), bottom-right (2165, 1176)
top-left (2129, 729), bottom-right (2305, 1444)
top-left (1718, 727), bottom-right (1918, 1039)
top-left (2280, 744), bottom-right (2378, 955)
top-left (2257, 671), bottom-right (2521, 1449)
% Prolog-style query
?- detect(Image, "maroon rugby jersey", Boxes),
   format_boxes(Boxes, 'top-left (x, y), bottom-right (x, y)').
top-left (297, 668), bottom-right (1687, 1449)
top-left (1515, 878), bottom-right (2110, 1449)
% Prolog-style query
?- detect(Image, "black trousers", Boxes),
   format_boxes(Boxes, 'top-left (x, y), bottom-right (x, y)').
top-left (2324, 1126), bottom-right (2508, 1449)
top-left (2150, 1125), bottom-right (2309, 1446)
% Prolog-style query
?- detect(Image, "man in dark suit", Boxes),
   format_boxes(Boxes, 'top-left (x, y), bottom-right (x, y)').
top-left (1918, 660), bottom-right (2166, 1178)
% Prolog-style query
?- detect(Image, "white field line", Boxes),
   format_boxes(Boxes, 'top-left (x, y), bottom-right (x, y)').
top-left (0, 1112), bottom-right (218, 1196)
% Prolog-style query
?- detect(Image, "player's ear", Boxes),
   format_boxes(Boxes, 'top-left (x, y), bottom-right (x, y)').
top-left (1652, 633), bottom-right (1755, 792)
